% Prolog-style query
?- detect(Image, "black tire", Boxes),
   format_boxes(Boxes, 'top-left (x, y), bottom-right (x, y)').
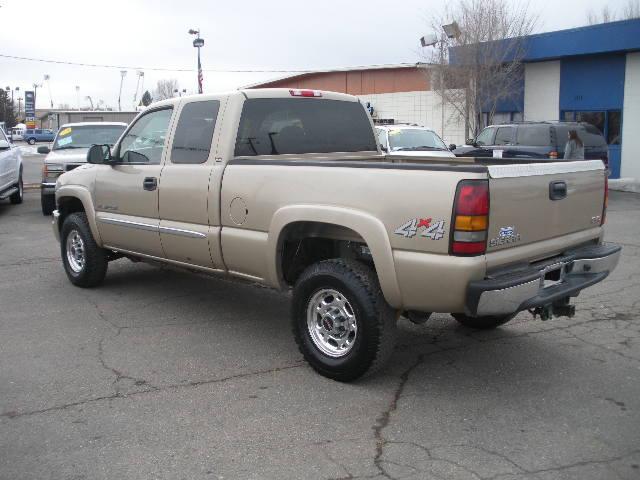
top-left (41, 192), bottom-right (55, 215)
top-left (452, 313), bottom-right (515, 330)
top-left (292, 259), bottom-right (397, 382)
top-left (60, 212), bottom-right (108, 288)
top-left (9, 168), bottom-right (23, 204)
top-left (27, 138), bottom-right (36, 145)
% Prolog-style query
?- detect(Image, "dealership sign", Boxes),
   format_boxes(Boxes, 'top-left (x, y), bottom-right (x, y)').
top-left (24, 91), bottom-right (36, 128)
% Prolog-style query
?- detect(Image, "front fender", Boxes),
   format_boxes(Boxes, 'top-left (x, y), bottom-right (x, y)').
top-left (267, 205), bottom-right (402, 308)
top-left (55, 185), bottom-right (102, 246)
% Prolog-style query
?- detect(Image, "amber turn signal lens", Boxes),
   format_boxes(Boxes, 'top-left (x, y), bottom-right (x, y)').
top-left (455, 215), bottom-right (488, 231)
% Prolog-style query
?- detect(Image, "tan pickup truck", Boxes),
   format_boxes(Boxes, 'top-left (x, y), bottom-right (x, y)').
top-left (51, 88), bottom-right (621, 381)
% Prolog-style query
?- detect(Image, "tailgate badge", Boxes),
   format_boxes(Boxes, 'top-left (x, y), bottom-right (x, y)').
top-left (394, 218), bottom-right (446, 240)
top-left (490, 226), bottom-right (521, 247)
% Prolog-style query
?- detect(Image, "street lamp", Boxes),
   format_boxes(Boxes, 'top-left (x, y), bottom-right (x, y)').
top-left (174, 88), bottom-right (187, 97)
top-left (118, 70), bottom-right (127, 111)
top-left (133, 71), bottom-right (144, 108)
top-left (75, 86), bottom-right (80, 110)
top-left (44, 74), bottom-right (53, 108)
top-left (189, 28), bottom-right (204, 94)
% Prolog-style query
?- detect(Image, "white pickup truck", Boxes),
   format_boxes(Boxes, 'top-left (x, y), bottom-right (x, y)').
top-left (0, 127), bottom-right (23, 206)
top-left (51, 88), bottom-right (620, 381)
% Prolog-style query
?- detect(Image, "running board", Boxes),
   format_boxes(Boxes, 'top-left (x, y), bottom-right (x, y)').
top-left (0, 187), bottom-right (18, 199)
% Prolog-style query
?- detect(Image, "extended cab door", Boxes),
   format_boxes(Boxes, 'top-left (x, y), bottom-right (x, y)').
top-left (94, 106), bottom-right (174, 257)
top-left (158, 96), bottom-right (226, 269)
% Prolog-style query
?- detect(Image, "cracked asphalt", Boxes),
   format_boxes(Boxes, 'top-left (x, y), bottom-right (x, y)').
top-left (1, 191), bottom-right (639, 480)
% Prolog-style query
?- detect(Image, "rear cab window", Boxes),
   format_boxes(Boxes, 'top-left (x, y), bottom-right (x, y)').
top-left (234, 98), bottom-right (377, 156)
top-left (171, 100), bottom-right (220, 164)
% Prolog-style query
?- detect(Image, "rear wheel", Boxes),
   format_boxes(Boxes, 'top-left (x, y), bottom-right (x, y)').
top-left (9, 169), bottom-right (23, 204)
top-left (452, 313), bottom-right (515, 330)
top-left (292, 259), bottom-right (397, 381)
top-left (60, 212), bottom-right (108, 287)
top-left (41, 192), bottom-right (55, 215)
top-left (27, 138), bottom-right (36, 145)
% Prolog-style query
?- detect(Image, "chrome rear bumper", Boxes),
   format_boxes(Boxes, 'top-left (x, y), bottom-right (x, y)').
top-left (466, 243), bottom-right (621, 317)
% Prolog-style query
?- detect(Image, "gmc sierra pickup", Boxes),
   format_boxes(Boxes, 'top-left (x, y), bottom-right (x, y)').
top-left (51, 88), bottom-right (620, 381)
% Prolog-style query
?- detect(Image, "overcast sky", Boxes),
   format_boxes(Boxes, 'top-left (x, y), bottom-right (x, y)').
top-left (0, 0), bottom-right (633, 110)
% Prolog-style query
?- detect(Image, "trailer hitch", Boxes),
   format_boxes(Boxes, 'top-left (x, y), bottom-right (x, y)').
top-left (530, 297), bottom-right (575, 321)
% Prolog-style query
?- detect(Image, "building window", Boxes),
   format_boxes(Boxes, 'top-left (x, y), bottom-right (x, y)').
top-left (607, 110), bottom-right (621, 145)
top-left (563, 110), bottom-right (621, 146)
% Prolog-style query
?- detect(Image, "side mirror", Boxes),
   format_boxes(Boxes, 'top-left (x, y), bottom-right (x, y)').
top-left (380, 144), bottom-right (388, 153)
top-left (449, 144), bottom-right (457, 151)
top-left (0, 139), bottom-right (10, 151)
top-left (37, 146), bottom-right (50, 154)
top-left (87, 144), bottom-right (112, 164)
top-left (466, 138), bottom-right (477, 147)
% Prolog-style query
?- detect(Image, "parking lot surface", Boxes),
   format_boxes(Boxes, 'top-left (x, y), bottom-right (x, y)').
top-left (1, 191), bottom-right (639, 480)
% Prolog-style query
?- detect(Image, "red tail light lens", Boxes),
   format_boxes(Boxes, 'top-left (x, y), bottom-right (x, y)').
top-left (451, 180), bottom-right (489, 256)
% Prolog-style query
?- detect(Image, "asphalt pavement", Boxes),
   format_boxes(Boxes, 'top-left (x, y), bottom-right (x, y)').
top-left (1, 191), bottom-right (639, 480)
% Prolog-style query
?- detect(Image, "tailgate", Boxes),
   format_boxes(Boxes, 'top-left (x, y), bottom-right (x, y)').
top-left (486, 160), bottom-right (606, 252)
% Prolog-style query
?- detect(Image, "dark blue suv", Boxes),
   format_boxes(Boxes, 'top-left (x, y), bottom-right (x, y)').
top-left (452, 122), bottom-right (608, 166)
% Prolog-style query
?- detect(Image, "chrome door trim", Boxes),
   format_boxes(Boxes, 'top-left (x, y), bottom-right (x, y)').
top-left (158, 225), bottom-right (207, 239)
top-left (98, 217), bottom-right (159, 233)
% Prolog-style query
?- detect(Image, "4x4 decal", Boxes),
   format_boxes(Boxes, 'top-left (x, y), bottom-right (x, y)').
top-left (394, 218), bottom-right (446, 240)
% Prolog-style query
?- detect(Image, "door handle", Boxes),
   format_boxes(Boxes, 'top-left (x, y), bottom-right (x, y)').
top-left (143, 177), bottom-right (157, 191)
top-left (549, 180), bottom-right (567, 200)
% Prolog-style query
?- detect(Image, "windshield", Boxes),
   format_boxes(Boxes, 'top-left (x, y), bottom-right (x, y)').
top-left (53, 125), bottom-right (126, 150)
top-left (387, 128), bottom-right (448, 151)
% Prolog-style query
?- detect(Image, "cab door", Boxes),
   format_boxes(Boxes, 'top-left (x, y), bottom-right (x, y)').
top-left (158, 97), bottom-right (226, 269)
top-left (94, 107), bottom-right (174, 257)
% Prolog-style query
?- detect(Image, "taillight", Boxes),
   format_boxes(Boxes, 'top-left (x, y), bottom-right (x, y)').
top-left (601, 175), bottom-right (608, 225)
top-left (549, 151), bottom-right (558, 159)
top-left (451, 180), bottom-right (489, 256)
top-left (289, 89), bottom-right (322, 97)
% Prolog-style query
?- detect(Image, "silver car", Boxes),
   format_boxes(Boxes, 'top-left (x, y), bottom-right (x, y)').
top-left (39, 122), bottom-right (127, 215)
top-left (375, 124), bottom-right (456, 158)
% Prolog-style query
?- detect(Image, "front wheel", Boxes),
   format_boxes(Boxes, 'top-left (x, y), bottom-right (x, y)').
top-left (27, 138), bottom-right (36, 145)
top-left (60, 212), bottom-right (108, 287)
top-left (452, 313), bottom-right (515, 330)
top-left (292, 259), bottom-right (397, 381)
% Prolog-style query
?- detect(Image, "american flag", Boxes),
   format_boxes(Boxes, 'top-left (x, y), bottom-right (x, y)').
top-left (197, 54), bottom-right (203, 94)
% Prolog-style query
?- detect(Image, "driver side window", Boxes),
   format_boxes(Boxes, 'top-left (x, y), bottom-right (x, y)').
top-left (118, 108), bottom-right (173, 164)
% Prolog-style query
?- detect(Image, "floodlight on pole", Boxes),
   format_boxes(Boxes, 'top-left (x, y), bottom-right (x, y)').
top-left (44, 74), bottom-right (53, 108)
top-left (189, 28), bottom-right (204, 93)
top-left (442, 21), bottom-right (461, 39)
top-left (420, 34), bottom-right (438, 48)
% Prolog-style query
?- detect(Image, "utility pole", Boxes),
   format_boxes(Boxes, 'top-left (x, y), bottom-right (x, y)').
top-left (75, 86), bottom-right (80, 110)
top-left (189, 28), bottom-right (205, 94)
top-left (118, 70), bottom-right (127, 111)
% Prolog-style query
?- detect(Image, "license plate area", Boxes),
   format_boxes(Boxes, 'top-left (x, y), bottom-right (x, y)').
top-left (541, 263), bottom-right (566, 288)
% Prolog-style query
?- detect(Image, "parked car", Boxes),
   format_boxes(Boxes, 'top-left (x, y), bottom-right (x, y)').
top-left (39, 122), bottom-right (127, 215)
top-left (0, 127), bottom-right (24, 205)
top-left (23, 128), bottom-right (56, 145)
top-left (10, 128), bottom-right (25, 141)
top-left (375, 124), bottom-right (456, 158)
top-left (452, 121), bottom-right (609, 164)
top-left (51, 89), bottom-right (619, 381)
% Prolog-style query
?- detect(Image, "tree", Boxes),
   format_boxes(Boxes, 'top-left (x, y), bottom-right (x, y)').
top-left (425, 0), bottom-right (537, 137)
top-left (587, 0), bottom-right (639, 24)
top-left (0, 89), bottom-right (17, 128)
top-left (141, 90), bottom-right (153, 106)
top-left (153, 79), bottom-right (179, 101)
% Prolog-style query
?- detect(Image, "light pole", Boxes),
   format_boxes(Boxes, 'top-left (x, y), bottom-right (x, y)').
top-left (118, 70), bottom-right (127, 111)
top-left (132, 71), bottom-right (144, 108)
top-left (75, 86), bottom-right (80, 110)
top-left (44, 74), bottom-right (53, 108)
top-left (33, 82), bottom-right (42, 109)
top-left (189, 28), bottom-right (204, 94)
top-left (85, 96), bottom-right (94, 110)
top-left (419, 22), bottom-right (462, 142)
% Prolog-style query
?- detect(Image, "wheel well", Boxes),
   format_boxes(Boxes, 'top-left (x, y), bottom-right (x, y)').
top-left (57, 196), bottom-right (85, 229)
top-left (278, 221), bottom-right (374, 286)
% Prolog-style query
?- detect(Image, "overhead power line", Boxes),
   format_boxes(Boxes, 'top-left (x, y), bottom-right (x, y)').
top-left (0, 53), bottom-right (312, 73)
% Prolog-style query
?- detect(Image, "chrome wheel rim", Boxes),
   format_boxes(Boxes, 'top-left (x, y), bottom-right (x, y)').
top-left (66, 230), bottom-right (86, 273)
top-left (306, 289), bottom-right (358, 357)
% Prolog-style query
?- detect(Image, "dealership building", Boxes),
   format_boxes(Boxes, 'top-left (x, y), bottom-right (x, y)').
top-left (248, 18), bottom-right (640, 180)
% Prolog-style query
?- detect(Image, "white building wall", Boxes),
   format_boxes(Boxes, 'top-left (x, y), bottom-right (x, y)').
top-left (524, 61), bottom-right (561, 121)
top-left (356, 90), bottom-right (466, 147)
top-left (621, 52), bottom-right (640, 180)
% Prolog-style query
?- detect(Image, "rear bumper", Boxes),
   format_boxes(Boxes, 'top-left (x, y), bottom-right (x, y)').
top-left (41, 182), bottom-right (56, 194)
top-left (466, 243), bottom-right (621, 317)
